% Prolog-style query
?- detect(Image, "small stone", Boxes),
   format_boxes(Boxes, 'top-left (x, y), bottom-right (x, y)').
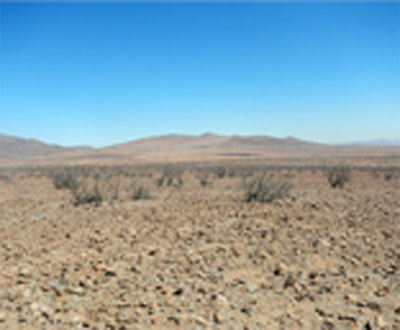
top-left (104, 269), bottom-right (117, 277)
top-left (283, 274), bottom-right (295, 289)
top-left (167, 315), bottom-right (181, 325)
top-left (345, 293), bottom-right (359, 304)
top-left (366, 301), bottom-right (381, 313)
top-left (49, 279), bottom-right (67, 296)
top-left (0, 311), bottom-right (6, 322)
top-left (70, 314), bottom-right (85, 326)
top-left (273, 262), bottom-right (287, 276)
top-left (247, 283), bottom-right (258, 293)
top-left (211, 294), bottom-right (229, 309)
top-left (213, 312), bottom-right (223, 324)
top-left (22, 288), bottom-right (32, 298)
top-left (31, 303), bottom-right (52, 319)
top-left (374, 315), bottom-right (387, 328)
top-left (66, 286), bottom-right (85, 296)
top-left (173, 288), bottom-right (184, 296)
top-left (364, 322), bottom-right (372, 330)
top-left (240, 307), bottom-right (251, 316)
top-left (338, 314), bottom-right (357, 323)
top-left (7, 288), bottom-right (20, 302)
top-left (194, 315), bottom-right (208, 326)
top-left (321, 321), bottom-right (335, 329)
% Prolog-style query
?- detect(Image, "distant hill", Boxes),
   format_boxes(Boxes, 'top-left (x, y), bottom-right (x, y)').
top-left (1, 132), bottom-right (399, 164)
top-left (342, 139), bottom-right (400, 147)
top-left (0, 134), bottom-right (92, 161)
top-left (98, 133), bottom-right (327, 161)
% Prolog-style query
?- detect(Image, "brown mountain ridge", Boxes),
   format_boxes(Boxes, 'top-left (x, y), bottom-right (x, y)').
top-left (1, 133), bottom-right (400, 164)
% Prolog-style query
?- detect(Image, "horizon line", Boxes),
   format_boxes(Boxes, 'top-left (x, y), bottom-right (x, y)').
top-left (1, 131), bottom-right (400, 149)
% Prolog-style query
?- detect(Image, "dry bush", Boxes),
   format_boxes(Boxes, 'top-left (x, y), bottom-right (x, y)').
top-left (97, 177), bottom-right (120, 201)
top-left (383, 168), bottom-right (399, 181)
top-left (51, 168), bottom-right (79, 190)
top-left (71, 179), bottom-right (103, 206)
top-left (156, 166), bottom-right (183, 188)
top-left (131, 181), bottom-right (151, 200)
top-left (0, 173), bottom-right (11, 183)
top-left (243, 175), bottom-right (292, 203)
top-left (213, 166), bottom-right (227, 178)
top-left (228, 168), bottom-right (237, 177)
top-left (196, 172), bottom-right (211, 186)
top-left (370, 168), bottom-right (380, 179)
top-left (326, 167), bottom-right (350, 188)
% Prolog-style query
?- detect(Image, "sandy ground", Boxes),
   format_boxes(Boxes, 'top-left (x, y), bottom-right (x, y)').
top-left (0, 165), bottom-right (399, 329)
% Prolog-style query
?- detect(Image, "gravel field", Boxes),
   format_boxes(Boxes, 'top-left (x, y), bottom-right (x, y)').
top-left (0, 165), bottom-right (399, 329)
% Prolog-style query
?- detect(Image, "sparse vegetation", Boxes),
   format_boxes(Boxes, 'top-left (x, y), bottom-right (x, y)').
top-left (71, 180), bottom-right (103, 206)
top-left (131, 181), bottom-right (151, 200)
top-left (383, 169), bottom-right (399, 181)
top-left (0, 173), bottom-right (11, 182)
top-left (327, 167), bottom-right (350, 188)
top-left (156, 166), bottom-right (183, 187)
top-left (1, 161), bottom-right (400, 328)
top-left (243, 175), bottom-right (292, 203)
top-left (197, 172), bottom-right (211, 186)
top-left (214, 166), bottom-right (226, 178)
top-left (50, 168), bottom-right (79, 190)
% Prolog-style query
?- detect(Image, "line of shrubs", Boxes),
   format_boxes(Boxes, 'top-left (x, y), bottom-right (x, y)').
top-left (50, 168), bottom-right (150, 206)
top-left (13, 163), bottom-right (396, 206)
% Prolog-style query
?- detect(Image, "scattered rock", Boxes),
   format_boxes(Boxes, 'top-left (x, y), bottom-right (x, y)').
top-left (374, 315), bottom-right (387, 328)
top-left (213, 312), bottom-right (223, 324)
top-left (211, 294), bottom-right (229, 310)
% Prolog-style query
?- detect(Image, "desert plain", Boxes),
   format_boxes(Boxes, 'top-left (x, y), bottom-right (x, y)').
top-left (0, 134), bottom-right (400, 329)
top-left (0, 156), bottom-right (399, 330)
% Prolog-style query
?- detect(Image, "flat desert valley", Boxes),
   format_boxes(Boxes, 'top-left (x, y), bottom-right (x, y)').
top-left (0, 134), bottom-right (399, 329)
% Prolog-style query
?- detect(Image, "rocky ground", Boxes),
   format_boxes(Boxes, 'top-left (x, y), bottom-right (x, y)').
top-left (0, 166), bottom-right (399, 329)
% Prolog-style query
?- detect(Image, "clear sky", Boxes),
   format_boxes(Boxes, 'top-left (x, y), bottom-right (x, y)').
top-left (0, 2), bottom-right (399, 147)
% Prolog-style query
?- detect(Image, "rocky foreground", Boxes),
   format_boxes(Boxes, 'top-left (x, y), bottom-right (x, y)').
top-left (0, 170), bottom-right (399, 329)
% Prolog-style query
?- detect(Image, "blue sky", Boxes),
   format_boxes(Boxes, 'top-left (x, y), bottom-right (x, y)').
top-left (0, 2), bottom-right (399, 147)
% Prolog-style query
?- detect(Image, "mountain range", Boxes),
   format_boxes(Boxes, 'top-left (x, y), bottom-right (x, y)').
top-left (1, 133), bottom-right (400, 164)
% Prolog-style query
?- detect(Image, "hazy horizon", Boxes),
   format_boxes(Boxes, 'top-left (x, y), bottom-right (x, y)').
top-left (2, 130), bottom-right (400, 150)
top-left (1, 2), bottom-right (399, 147)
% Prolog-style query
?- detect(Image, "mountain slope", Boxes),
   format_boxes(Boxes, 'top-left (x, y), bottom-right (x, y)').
top-left (1, 132), bottom-right (400, 164)
top-left (97, 133), bottom-right (330, 161)
top-left (0, 134), bottom-right (92, 161)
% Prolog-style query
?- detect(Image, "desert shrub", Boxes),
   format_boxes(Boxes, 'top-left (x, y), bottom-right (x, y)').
top-left (71, 180), bottom-right (103, 206)
top-left (326, 167), bottom-right (350, 188)
top-left (370, 168), bottom-right (380, 179)
top-left (131, 182), bottom-right (151, 200)
top-left (383, 169), bottom-right (399, 181)
top-left (0, 173), bottom-right (11, 182)
top-left (197, 172), bottom-right (211, 186)
top-left (98, 178), bottom-right (120, 201)
top-left (243, 175), bottom-right (292, 203)
top-left (214, 166), bottom-right (227, 178)
top-left (228, 168), bottom-right (237, 177)
top-left (124, 170), bottom-right (136, 178)
top-left (155, 175), bottom-right (165, 187)
top-left (51, 169), bottom-right (79, 190)
top-left (384, 171), bottom-right (393, 181)
top-left (156, 167), bottom-right (183, 187)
